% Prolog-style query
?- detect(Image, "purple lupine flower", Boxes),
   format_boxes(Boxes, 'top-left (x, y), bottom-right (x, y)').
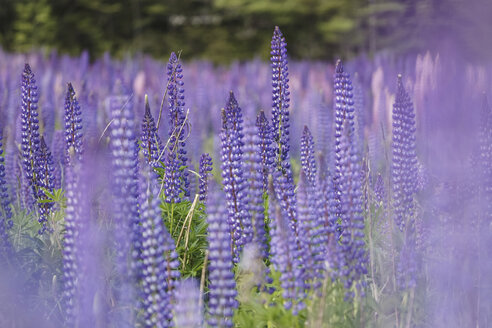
top-left (300, 126), bottom-right (317, 185)
top-left (62, 155), bottom-right (81, 325)
top-left (0, 130), bottom-right (13, 256)
top-left (255, 110), bottom-right (274, 192)
top-left (109, 92), bottom-right (140, 324)
top-left (64, 83), bottom-right (83, 164)
top-left (165, 52), bottom-right (190, 203)
top-left (243, 123), bottom-right (268, 258)
top-left (333, 60), bottom-right (356, 239)
top-left (20, 64), bottom-right (41, 202)
top-left (392, 74), bottom-right (418, 231)
top-left (374, 173), bottom-right (385, 204)
top-left (268, 179), bottom-right (305, 312)
top-left (206, 197), bottom-right (238, 328)
top-left (198, 153), bottom-right (213, 202)
top-left (270, 26), bottom-right (291, 173)
top-left (174, 279), bottom-right (203, 328)
top-left (298, 131), bottom-right (327, 289)
top-left (139, 165), bottom-right (179, 327)
top-left (35, 136), bottom-right (55, 234)
top-left (141, 95), bottom-right (163, 167)
top-left (220, 92), bottom-right (252, 262)
top-left (335, 119), bottom-right (368, 295)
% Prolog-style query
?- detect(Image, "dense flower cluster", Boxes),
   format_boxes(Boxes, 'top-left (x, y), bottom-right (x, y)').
top-left (243, 123), bottom-right (268, 258)
top-left (64, 82), bottom-right (83, 164)
top-left (20, 64), bottom-right (41, 204)
top-left (141, 95), bottom-right (162, 167)
top-left (271, 26), bottom-right (291, 172)
top-left (268, 180), bottom-right (305, 312)
top-left (334, 121), bottom-right (367, 293)
top-left (255, 110), bottom-right (274, 192)
top-left (220, 92), bottom-right (252, 262)
top-left (62, 159), bottom-right (81, 325)
top-left (392, 75), bottom-right (418, 231)
top-left (165, 52), bottom-right (190, 203)
top-left (198, 153), bottom-right (213, 202)
top-left (139, 166), bottom-right (179, 327)
top-left (109, 91), bottom-right (141, 323)
top-left (207, 200), bottom-right (238, 327)
top-left (35, 136), bottom-right (55, 234)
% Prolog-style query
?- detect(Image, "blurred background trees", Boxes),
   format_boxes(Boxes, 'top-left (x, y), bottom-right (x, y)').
top-left (1, 0), bottom-right (491, 63)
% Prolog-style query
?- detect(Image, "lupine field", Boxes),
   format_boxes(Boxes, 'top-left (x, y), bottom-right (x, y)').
top-left (0, 26), bottom-right (491, 328)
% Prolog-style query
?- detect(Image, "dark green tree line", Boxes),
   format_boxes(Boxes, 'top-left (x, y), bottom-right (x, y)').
top-left (0, 0), bottom-right (491, 63)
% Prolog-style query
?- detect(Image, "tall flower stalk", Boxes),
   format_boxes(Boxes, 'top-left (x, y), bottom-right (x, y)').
top-left (198, 153), bottom-right (213, 202)
top-left (140, 166), bottom-right (180, 327)
top-left (207, 198), bottom-right (238, 328)
top-left (109, 92), bottom-right (140, 324)
top-left (220, 92), bottom-right (252, 262)
top-left (243, 123), bottom-right (268, 258)
top-left (164, 52), bottom-right (190, 203)
top-left (35, 136), bottom-right (55, 234)
top-left (141, 95), bottom-right (162, 167)
top-left (20, 64), bottom-right (41, 205)
top-left (392, 75), bottom-right (419, 289)
top-left (64, 82), bottom-right (83, 164)
top-left (270, 27), bottom-right (297, 236)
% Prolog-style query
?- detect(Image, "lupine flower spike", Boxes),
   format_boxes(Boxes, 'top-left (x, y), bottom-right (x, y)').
top-left (141, 95), bottom-right (163, 167)
top-left (198, 153), bottom-right (213, 202)
top-left (220, 92), bottom-right (252, 262)
top-left (164, 51), bottom-right (190, 203)
top-left (20, 64), bottom-right (41, 204)
top-left (35, 136), bottom-right (55, 234)
top-left (109, 91), bottom-right (140, 324)
top-left (139, 165), bottom-right (180, 327)
top-left (207, 197), bottom-right (238, 328)
top-left (64, 82), bottom-right (83, 164)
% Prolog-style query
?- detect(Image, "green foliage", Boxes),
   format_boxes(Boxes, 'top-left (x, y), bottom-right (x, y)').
top-left (160, 197), bottom-right (208, 279)
top-left (235, 266), bottom-right (307, 328)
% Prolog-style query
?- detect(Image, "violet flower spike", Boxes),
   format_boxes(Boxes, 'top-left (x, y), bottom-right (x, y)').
top-left (164, 51), bottom-right (190, 203)
top-left (20, 63), bottom-right (41, 203)
top-left (243, 123), bottom-right (269, 258)
top-left (271, 26), bottom-right (292, 173)
top-left (109, 91), bottom-right (141, 324)
top-left (198, 153), bottom-right (213, 202)
top-left (139, 166), bottom-right (179, 327)
top-left (35, 136), bottom-right (55, 234)
top-left (255, 110), bottom-right (274, 192)
top-left (64, 82), bottom-right (83, 164)
top-left (219, 92), bottom-right (252, 262)
top-left (207, 199), bottom-right (238, 328)
top-left (141, 95), bottom-right (163, 167)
